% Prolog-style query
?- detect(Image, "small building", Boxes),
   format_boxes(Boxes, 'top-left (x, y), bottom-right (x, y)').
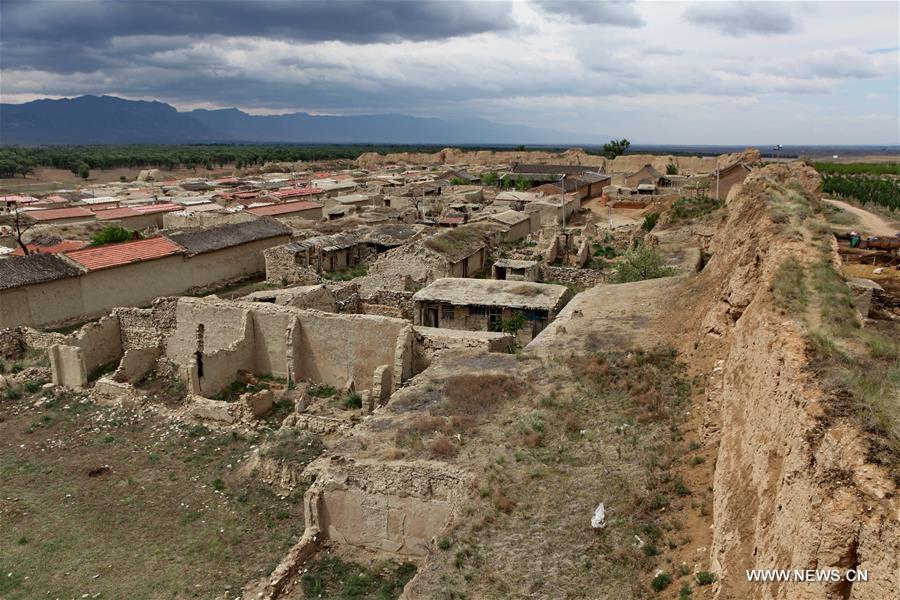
top-left (484, 209), bottom-right (533, 241)
top-left (422, 223), bottom-right (496, 278)
top-left (25, 207), bottom-right (96, 225)
top-left (94, 207), bottom-right (162, 230)
top-left (267, 187), bottom-right (326, 202)
top-left (266, 231), bottom-right (368, 279)
top-left (492, 259), bottom-right (540, 282)
top-left (247, 200), bottom-right (323, 221)
top-left (625, 164), bottom-right (668, 189)
top-left (412, 278), bottom-right (571, 343)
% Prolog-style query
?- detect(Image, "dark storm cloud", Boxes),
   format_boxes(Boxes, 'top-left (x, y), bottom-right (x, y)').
top-left (0, 0), bottom-right (515, 71)
top-left (532, 0), bottom-right (644, 28)
top-left (683, 2), bottom-right (799, 37)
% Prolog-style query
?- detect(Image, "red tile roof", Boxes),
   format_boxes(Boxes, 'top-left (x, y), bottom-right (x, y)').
top-left (26, 207), bottom-right (95, 221)
top-left (269, 187), bottom-right (323, 199)
top-left (64, 237), bottom-right (184, 271)
top-left (94, 207), bottom-right (141, 220)
top-left (247, 200), bottom-right (322, 217)
top-left (132, 203), bottom-right (180, 214)
top-left (12, 239), bottom-right (90, 256)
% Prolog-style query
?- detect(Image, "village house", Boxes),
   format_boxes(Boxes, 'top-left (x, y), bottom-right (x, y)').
top-left (491, 259), bottom-right (540, 282)
top-left (480, 209), bottom-right (536, 242)
top-left (412, 277), bottom-right (572, 343)
top-left (246, 200), bottom-right (324, 221)
top-left (0, 217), bottom-right (292, 329)
top-left (624, 164), bottom-right (669, 192)
top-left (25, 206), bottom-right (96, 226)
top-left (265, 230), bottom-right (368, 280)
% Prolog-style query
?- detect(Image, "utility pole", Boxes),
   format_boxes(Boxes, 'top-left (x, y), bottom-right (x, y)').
top-left (560, 173), bottom-right (566, 230)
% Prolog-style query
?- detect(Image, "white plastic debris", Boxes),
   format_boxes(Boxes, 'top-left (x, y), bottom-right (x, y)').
top-left (591, 502), bottom-right (606, 529)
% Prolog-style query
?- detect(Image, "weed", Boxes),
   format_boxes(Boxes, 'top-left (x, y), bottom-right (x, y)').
top-left (642, 212), bottom-right (660, 231)
top-left (212, 478), bottom-right (225, 491)
top-left (771, 256), bottom-right (808, 315)
top-left (308, 383), bottom-right (337, 398)
top-left (696, 571), bottom-right (717, 586)
top-left (438, 537), bottom-right (452, 550)
top-left (679, 583), bottom-right (693, 599)
top-left (340, 391), bottom-right (363, 410)
top-left (643, 544), bottom-right (659, 557)
top-left (673, 478), bottom-right (691, 497)
top-left (428, 434), bottom-right (459, 458)
top-left (669, 196), bottom-right (724, 222)
top-left (689, 456), bottom-right (706, 466)
top-left (651, 572), bottom-right (673, 592)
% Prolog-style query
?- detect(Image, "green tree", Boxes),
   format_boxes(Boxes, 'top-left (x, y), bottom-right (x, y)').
top-left (90, 226), bottom-right (138, 247)
top-left (612, 244), bottom-right (675, 283)
top-left (666, 163), bottom-right (679, 175)
top-left (78, 164), bottom-right (90, 179)
top-left (602, 138), bottom-right (631, 159)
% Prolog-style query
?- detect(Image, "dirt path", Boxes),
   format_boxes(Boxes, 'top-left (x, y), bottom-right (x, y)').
top-left (823, 198), bottom-right (899, 236)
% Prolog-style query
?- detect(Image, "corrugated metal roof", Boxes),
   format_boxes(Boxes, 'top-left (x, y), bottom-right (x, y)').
top-left (65, 237), bottom-right (184, 271)
top-left (247, 201), bottom-right (322, 216)
top-left (26, 207), bottom-right (95, 221)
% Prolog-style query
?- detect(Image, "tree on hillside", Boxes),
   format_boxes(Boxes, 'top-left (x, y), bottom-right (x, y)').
top-left (602, 138), bottom-right (631, 159)
top-left (11, 204), bottom-right (36, 255)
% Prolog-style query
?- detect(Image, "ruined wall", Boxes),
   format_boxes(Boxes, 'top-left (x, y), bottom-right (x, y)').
top-left (293, 311), bottom-right (407, 390)
top-left (412, 326), bottom-right (513, 373)
top-left (305, 459), bottom-right (467, 557)
top-left (675, 163), bottom-right (898, 599)
top-left (541, 265), bottom-right (607, 287)
top-left (48, 315), bottom-right (123, 388)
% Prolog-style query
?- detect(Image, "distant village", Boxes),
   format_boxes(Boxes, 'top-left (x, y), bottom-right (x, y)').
top-left (0, 149), bottom-right (755, 336)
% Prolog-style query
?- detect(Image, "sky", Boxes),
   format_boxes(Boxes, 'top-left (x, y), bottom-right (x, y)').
top-left (1, 0), bottom-right (898, 145)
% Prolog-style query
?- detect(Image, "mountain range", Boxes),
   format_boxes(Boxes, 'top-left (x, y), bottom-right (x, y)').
top-left (0, 95), bottom-right (572, 145)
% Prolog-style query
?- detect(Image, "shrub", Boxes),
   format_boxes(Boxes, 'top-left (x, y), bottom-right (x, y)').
top-left (696, 571), bottom-right (717, 586)
top-left (651, 572), bottom-right (673, 592)
top-left (90, 226), bottom-right (138, 247)
top-left (341, 391), bottom-right (363, 409)
top-left (309, 384), bottom-right (337, 398)
top-left (666, 163), bottom-right (679, 175)
top-left (611, 245), bottom-right (675, 283)
top-left (679, 583), bottom-right (693, 599)
top-left (641, 212), bottom-right (660, 231)
top-left (428, 434), bottom-right (458, 458)
top-left (437, 537), bottom-right (452, 550)
top-left (669, 195), bottom-right (724, 222)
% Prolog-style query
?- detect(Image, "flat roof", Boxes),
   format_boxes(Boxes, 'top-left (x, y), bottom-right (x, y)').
top-left (493, 258), bottom-right (538, 269)
top-left (412, 278), bottom-right (570, 311)
top-left (247, 200), bottom-right (322, 216)
top-left (489, 210), bottom-right (530, 226)
top-left (26, 207), bottom-right (95, 221)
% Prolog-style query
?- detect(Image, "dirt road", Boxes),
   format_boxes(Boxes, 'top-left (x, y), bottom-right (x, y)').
top-left (823, 198), bottom-right (898, 236)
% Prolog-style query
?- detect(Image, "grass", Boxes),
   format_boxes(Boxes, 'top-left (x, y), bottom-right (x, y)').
top-left (0, 389), bottom-right (309, 599)
top-left (260, 428), bottom-right (324, 465)
top-left (611, 244), bottom-right (676, 283)
top-left (322, 263), bottom-right (369, 281)
top-left (300, 554), bottom-right (416, 600)
top-left (696, 571), bottom-right (717, 585)
top-left (668, 195), bottom-right (724, 222)
top-left (651, 572), bottom-right (673, 591)
top-left (771, 256), bottom-right (808, 315)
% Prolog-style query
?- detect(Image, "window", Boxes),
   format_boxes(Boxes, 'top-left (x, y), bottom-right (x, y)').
top-left (441, 304), bottom-right (455, 321)
top-left (470, 305), bottom-right (486, 316)
top-left (488, 307), bottom-right (503, 331)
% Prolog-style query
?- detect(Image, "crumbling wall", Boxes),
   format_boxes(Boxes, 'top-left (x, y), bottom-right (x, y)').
top-left (292, 311), bottom-right (408, 390)
top-left (48, 315), bottom-right (123, 388)
top-left (360, 290), bottom-right (415, 320)
top-left (412, 326), bottom-right (513, 373)
top-left (540, 265), bottom-right (606, 287)
top-left (114, 298), bottom-right (178, 350)
top-left (304, 459), bottom-right (467, 557)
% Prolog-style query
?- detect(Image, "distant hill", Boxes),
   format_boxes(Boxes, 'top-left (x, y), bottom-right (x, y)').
top-left (0, 95), bottom-right (571, 145)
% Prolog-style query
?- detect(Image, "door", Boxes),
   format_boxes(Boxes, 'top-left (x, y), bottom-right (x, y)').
top-left (426, 306), bottom-right (439, 327)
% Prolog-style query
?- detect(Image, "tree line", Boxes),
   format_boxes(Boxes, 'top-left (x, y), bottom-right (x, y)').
top-left (822, 174), bottom-right (900, 211)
